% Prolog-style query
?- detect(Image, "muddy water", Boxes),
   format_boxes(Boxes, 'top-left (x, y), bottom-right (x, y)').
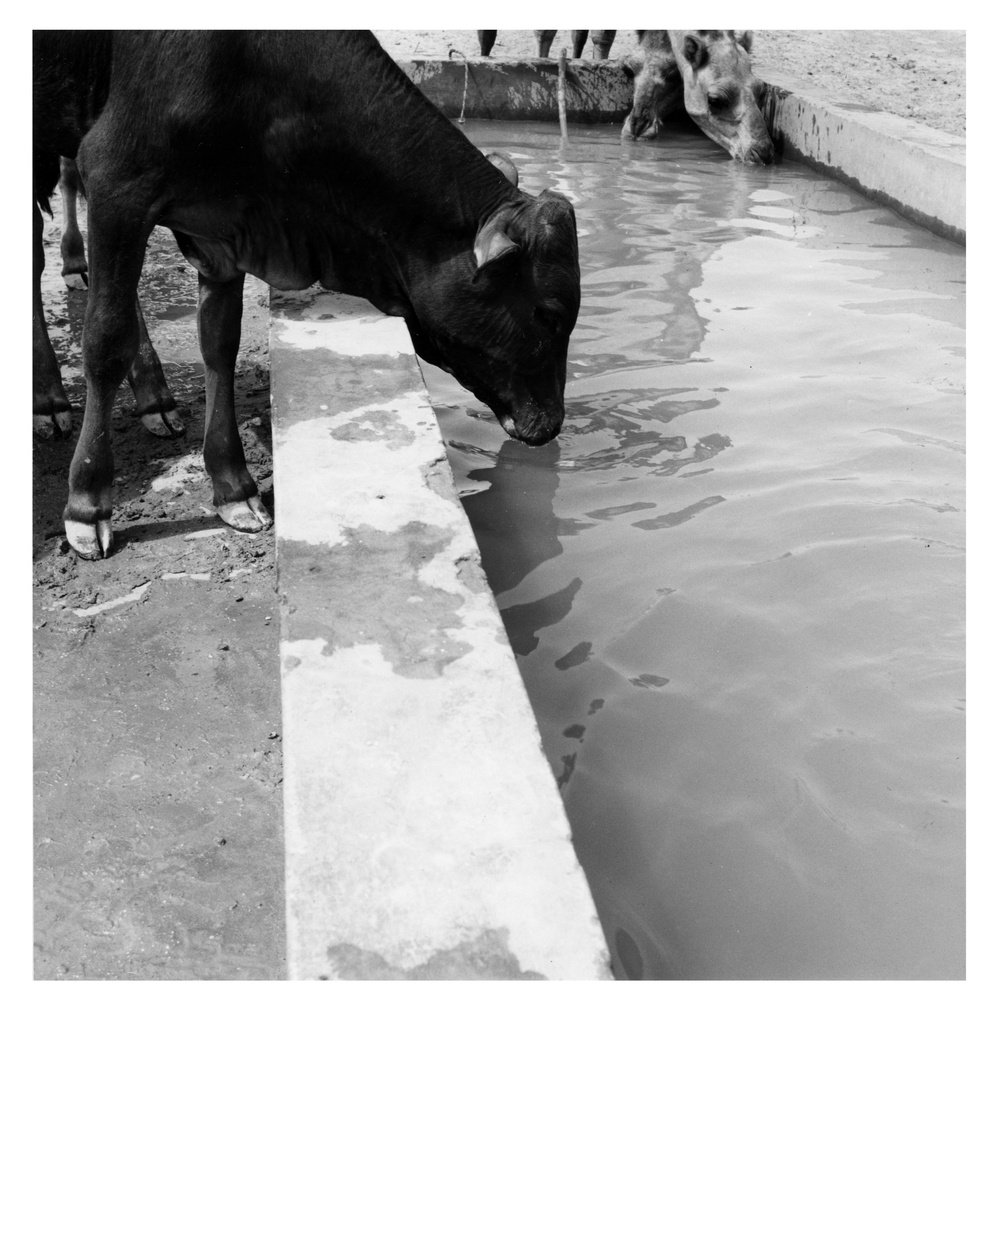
top-left (424, 120), bottom-right (965, 980)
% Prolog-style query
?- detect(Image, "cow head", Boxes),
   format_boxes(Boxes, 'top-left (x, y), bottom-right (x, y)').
top-left (621, 31), bottom-right (684, 140)
top-left (669, 30), bottom-right (774, 165)
top-left (405, 183), bottom-right (580, 446)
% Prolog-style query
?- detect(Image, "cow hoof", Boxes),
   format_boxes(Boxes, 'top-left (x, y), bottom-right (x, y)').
top-left (34, 409), bottom-right (73, 440)
top-left (218, 495), bottom-right (273, 532)
top-left (142, 409), bottom-right (185, 438)
top-left (63, 272), bottom-right (88, 291)
top-left (65, 518), bottom-right (113, 560)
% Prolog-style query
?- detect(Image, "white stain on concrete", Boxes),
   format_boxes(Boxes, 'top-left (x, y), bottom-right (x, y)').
top-left (281, 636), bottom-right (608, 981)
top-left (273, 390), bottom-right (459, 547)
top-left (274, 291), bottom-right (410, 357)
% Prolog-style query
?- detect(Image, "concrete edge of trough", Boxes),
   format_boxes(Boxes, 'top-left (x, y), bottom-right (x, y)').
top-left (269, 286), bottom-right (613, 982)
top-left (755, 67), bottom-right (965, 246)
top-left (397, 56), bottom-right (965, 245)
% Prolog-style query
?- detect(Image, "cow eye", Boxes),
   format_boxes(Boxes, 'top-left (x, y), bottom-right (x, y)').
top-left (533, 306), bottom-right (561, 335)
top-left (708, 92), bottom-right (735, 112)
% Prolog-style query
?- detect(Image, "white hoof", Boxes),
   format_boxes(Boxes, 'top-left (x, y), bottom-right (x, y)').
top-left (34, 409), bottom-right (73, 440)
top-left (217, 496), bottom-right (273, 532)
top-left (63, 272), bottom-right (88, 291)
top-left (141, 409), bottom-right (185, 438)
top-left (65, 518), bottom-right (113, 560)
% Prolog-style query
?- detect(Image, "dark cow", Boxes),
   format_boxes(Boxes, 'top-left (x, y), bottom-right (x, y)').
top-left (477, 30), bottom-right (616, 59)
top-left (33, 31), bottom-right (581, 559)
top-left (34, 158), bottom-right (182, 440)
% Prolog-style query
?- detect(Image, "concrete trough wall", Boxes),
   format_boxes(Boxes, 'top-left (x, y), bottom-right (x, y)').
top-left (270, 289), bottom-right (611, 981)
top-left (757, 72), bottom-right (965, 246)
top-left (399, 56), bottom-right (632, 123)
top-left (399, 56), bottom-right (965, 245)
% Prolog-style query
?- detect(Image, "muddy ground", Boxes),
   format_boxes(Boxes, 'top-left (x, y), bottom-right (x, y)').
top-left (33, 219), bottom-right (286, 979)
top-left (33, 31), bottom-right (965, 980)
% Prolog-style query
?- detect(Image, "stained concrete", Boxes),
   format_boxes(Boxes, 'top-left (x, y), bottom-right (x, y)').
top-left (269, 289), bottom-right (611, 981)
top-left (757, 70), bottom-right (965, 245)
top-left (398, 56), bottom-right (632, 123)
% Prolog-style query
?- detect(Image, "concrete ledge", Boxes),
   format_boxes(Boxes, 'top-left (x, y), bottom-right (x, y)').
top-left (757, 68), bottom-right (965, 245)
top-left (269, 288), bottom-right (611, 981)
top-left (398, 56), bottom-right (631, 122)
top-left (398, 56), bottom-right (965, 245)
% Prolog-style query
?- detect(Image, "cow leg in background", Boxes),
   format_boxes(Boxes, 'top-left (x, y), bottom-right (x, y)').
top-left (33, 200), bottom-right (74, 439)
top-left (56, 156), bottom-right (183, 439)
top-left (197, 272), bottom-right (272, 533)
top-left (591, 30), bottom-right (616, 59)
top-left (58, 157), bottom-right (87, 290)
top-left (572, 31), bottom-right (588, 58)
top-left (127, 298), bottom-right (185, 438)
top-left (477, 30), bottom-right (497, 56)
top-left (63, 206), bottom-right (148, 557)
top-left (535, 30), bottom-right (556, 58)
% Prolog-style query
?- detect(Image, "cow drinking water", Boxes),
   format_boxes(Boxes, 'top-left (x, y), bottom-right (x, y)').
top-left (623, 29), bottom-right (774, 165)
top-left (33, 30), bottom-right (581, 560)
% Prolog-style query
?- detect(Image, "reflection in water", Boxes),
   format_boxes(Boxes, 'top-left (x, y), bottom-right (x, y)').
top-left (428, 120), bottom-right (965, 980)
top-left (462, 439), bottom-right (562, 596)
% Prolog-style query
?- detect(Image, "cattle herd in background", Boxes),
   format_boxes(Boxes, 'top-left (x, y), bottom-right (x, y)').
top-left (33, 30), bottom-right (776, 561)
top-left (479, 29), bottom-right (774, 164)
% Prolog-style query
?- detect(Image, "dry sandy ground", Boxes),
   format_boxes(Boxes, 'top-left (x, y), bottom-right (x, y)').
top-left (374, 29), bottom-right (966, 137)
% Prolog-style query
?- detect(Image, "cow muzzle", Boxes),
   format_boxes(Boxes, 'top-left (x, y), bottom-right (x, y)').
top-left (622, 108), bottom-right (659, 141)
top-left (737, 130), bottom-right (775, 165)
top-left (498, 402), bottom-right (564, 446)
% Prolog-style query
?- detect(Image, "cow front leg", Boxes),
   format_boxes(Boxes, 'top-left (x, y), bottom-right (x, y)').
top-left (535, 30), bottom-right (556, 59)
top-left (198, 272), bottom-right (272, 533)
top-left (128, 297), bottom-right (184, 438)
top-left (572, 31), bottom-right (588, 59)
top-left (63, 218), bottom-right (147, 557)
top-left (58, 157), bottom-right (88, 290)
top-left (33, 200), bottom-right (73, 440)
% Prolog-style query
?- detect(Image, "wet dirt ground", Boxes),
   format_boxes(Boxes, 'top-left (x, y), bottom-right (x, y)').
top-left (33, 210), bottom-right (285, 978)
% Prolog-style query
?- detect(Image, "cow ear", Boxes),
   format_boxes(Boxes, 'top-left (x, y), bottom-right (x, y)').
top-left (485, 151), bottom-right (519, 187)
top-left (473, 210), bottom-right (521, 278)
top-left (736, 29), bottom-right (754, 53)
top-left (682, 34), bottom-right (709, 70)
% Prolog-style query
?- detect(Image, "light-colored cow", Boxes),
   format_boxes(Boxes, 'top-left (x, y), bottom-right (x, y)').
top-left (623, 29), bottom-right (774, 165)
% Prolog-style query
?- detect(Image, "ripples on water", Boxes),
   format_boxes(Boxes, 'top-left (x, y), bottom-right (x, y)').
top-left (423, 120), bottom-right (965, 980)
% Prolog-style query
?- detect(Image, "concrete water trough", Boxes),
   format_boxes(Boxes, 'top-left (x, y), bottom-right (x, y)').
top-left (397, 55), bottom-right (965, 244)
top-left (271, 55), bottom-right (964, 980)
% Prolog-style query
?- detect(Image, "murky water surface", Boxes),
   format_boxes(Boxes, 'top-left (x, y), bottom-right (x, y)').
top-left (425, 120), bottom-right (965, 979)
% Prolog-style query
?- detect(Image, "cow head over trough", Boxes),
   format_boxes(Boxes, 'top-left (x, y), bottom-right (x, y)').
top-left (402, 159), bottom-right (580, 447)
top-left (621, 31), bottom-right (684, 140)
top-left (669, 30), bottom-right (774, 165)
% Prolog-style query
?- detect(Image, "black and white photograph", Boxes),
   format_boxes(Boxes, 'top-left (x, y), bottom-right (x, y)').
top-left (32, 23), bottom-right (965, 981)
top-left (21, 7), bottom-right (980, 1241)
